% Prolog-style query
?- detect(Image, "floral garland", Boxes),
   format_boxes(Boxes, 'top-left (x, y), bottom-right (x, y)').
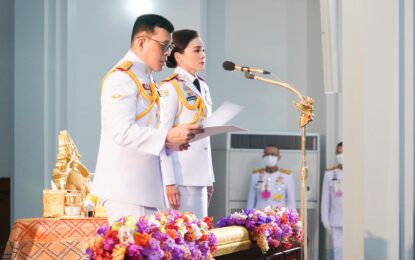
top-left (86, 210), bottom-right (217, 259)
top-left (216, 206), bottom-right (302, 253)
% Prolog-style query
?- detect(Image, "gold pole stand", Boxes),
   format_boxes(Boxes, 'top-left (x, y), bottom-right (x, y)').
top-left (244, 72), bottom-right (314, 260)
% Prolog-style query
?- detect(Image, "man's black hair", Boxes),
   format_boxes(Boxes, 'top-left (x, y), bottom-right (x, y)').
top-left (131, 14), bottom-right (174, 43)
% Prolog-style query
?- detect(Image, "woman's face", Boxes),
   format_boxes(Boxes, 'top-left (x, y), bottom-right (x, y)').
top-left (175, 37), bottom-right (206, 75)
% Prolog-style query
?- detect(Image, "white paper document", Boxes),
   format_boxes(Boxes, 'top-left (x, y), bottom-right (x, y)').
top-left (191, 125), bottom-right (246, 142)
top-left (191, 101), bottom-right (246, 142)
top-left (202, 101), bottom-right (244, 127)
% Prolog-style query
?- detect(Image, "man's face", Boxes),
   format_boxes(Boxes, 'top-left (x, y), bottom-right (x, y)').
top-left (139, 27), bottom-right (173, 72)
top-left (263, 146), bottom-right (280, 159)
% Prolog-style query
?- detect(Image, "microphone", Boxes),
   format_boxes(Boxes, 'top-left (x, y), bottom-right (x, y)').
top-left (222, 61), bottom-right (270, 74)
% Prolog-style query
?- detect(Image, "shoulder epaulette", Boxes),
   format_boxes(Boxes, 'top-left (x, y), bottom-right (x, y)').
top-left (326, 165), bottom-right (339, 171)
top-left (162, 73), bottom-right (181, 83)
top-left (116, 61), bottom-right (133, 71)
top-left (279, 168), bottom-right (292, 175)
top-left (252, 168), bottom-right (265, 174)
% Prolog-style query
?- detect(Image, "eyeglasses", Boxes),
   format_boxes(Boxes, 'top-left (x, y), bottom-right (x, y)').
top-left (140, 36), bottom-right (175, 52)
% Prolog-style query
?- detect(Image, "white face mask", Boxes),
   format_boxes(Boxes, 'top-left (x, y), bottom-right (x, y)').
top-left (336, 153), bottom-right (343, 165)
top-left (263, 155), bottom-right (278, 167)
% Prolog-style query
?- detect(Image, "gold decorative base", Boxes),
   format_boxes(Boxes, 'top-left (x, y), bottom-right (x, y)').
top-left (211, 226), bottom-right (251, 256)
top-left (42, 189), bottom-right (66, 217)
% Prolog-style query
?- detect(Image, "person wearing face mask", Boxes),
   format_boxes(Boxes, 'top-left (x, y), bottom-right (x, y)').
top-left (246, 144), bottom-right (296, 210)
top-left (321, 142), bottom-right (343, 260)
top-left (158, 29), bottom-right (214, 219)
top-left (92, 15), bottom-right (203, 224)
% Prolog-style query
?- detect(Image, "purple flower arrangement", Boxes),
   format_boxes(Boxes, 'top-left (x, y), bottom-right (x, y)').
top-left (86, 210), bottom-right (217, 259)
top-left (217, 206), bottom-right (302, 253)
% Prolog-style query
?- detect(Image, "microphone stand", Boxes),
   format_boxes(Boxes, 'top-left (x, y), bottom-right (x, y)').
top-left (244, 72), bottom-right (314, 260)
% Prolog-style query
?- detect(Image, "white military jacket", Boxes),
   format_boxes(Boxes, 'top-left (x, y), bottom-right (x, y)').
top-left (92, 50), bottom-right (168, 208)
top-left (158, 67), bottom-right (214, 186)
top-left (246, 169), bottom-right (296, 210)
top-left (321, 167), bottom-right (343, 228)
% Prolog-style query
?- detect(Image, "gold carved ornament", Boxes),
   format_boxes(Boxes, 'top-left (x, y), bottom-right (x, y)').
top-left (51, 130), bottom-right (91, 197)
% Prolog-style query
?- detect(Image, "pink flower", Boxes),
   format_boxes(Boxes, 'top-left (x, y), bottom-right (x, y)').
top-left (86, 211), bottom-right (217, 259)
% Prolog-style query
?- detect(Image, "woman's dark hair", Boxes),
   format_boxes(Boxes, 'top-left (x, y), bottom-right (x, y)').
top-left (166, 29), bottom-right (199, 68)
top-left (131, 14), bottom-right (174, 43)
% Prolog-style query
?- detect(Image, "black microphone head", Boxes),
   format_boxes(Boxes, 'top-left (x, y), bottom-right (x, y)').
top-left (222, 61), bottom-right (235, 71)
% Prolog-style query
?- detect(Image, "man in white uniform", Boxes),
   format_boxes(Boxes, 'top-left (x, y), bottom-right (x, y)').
top-left (92, 14), bottom-right (202, 223)
top-left (321, 142), bottom-right (343, 260)
top-left (246, 144), bottom-right (296, 210)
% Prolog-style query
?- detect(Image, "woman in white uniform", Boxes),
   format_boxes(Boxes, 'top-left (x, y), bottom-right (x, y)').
top-left (159, 29), bottom-right (214, 219)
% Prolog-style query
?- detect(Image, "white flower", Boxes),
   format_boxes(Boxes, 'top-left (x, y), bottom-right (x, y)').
top-left (118, 226), bottom-right (134, 245)
top-left (296, 221), bottom-right (302, 230)
top-left (147, 216), bottom-right (161, 227)
top-left (191, 224), bottom-right (202, 239)
top-left (200, 222), bottom-right (208, 231)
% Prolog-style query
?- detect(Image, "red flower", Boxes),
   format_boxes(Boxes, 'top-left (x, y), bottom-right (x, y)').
top-left (184, 231), bottom-right (196, 242)
top-left (269, 239), bottom-right (280, 248)
top-left (166, 223), bottom-right (178, 230)
top-left (283, 242), bottom-right (291, 249)
top-left (166, 228), bottom-right (178, 239)
top-left (200, 234), bottom-right (209, 241)
top-left (105, 230), bottom-right (119, 239)
top-left (203, 216), bottom-right (214, 230)
top-left (134, 233), bottom-right (151, 247)
top-left (96, 248), bottom-right (105, 256)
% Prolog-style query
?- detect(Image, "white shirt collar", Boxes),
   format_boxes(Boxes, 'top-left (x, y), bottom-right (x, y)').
top-left (175, 66), bottom-right (197, 83)
top-left (124, 50), bottom-right (152, 77)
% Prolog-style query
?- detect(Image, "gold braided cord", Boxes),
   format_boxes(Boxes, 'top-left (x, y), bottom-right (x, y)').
top-left (123, 70), bottom-right (159, 102)
top-left (100, 67), bottom-right (159, 123)
top-left (176, 102), bottom-right (183, 119)
top-left (166, 79), bottom-right (206, 127)
top-left (136, 101), bottom-right (156, 121)
top-left (173, 103), bottom-right (205, 127)
top-left (169, 80), bottom-right (202, 110)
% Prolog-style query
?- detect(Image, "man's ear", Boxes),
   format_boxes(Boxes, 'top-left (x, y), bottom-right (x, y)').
top-left (135, 37), bottom-right (145, 50)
